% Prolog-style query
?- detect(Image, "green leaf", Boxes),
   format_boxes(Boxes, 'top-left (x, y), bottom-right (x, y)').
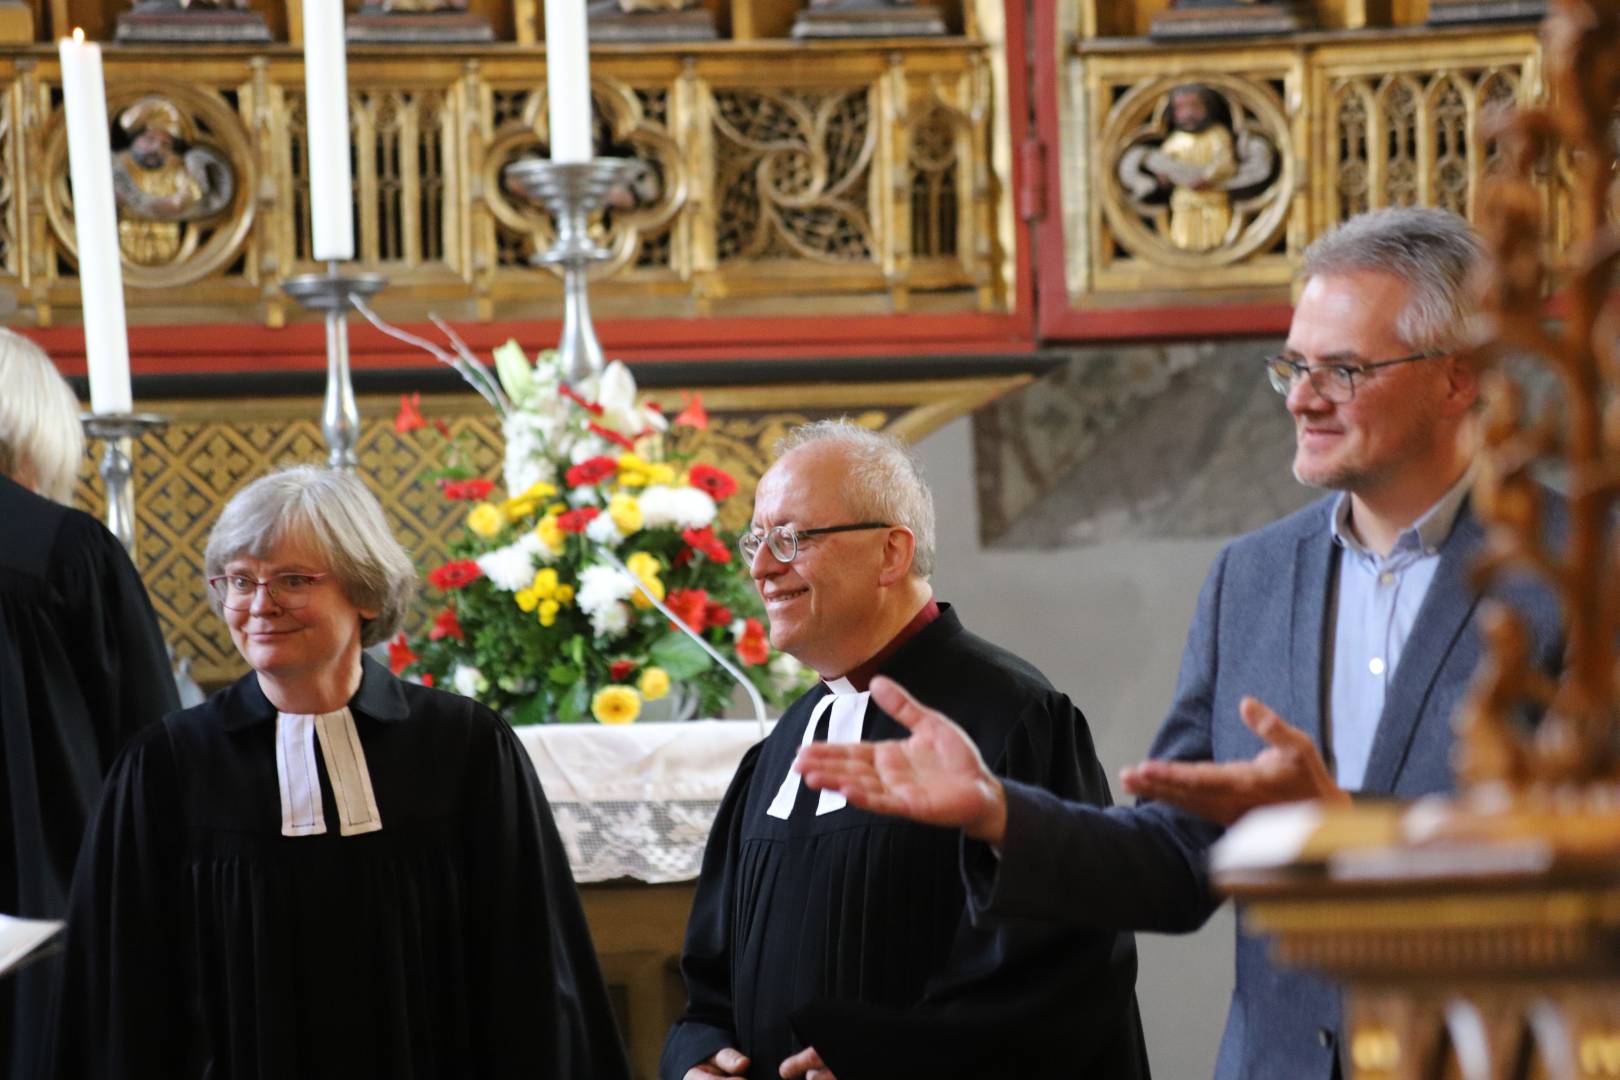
top-left (649, 630), bottom-right (713, 679)
top-left (555, 681), bottom-right (591, 724)
top-left (548, 663), bottom-right (578, 686)
top-left (510, 693), bottom-right (550, 726)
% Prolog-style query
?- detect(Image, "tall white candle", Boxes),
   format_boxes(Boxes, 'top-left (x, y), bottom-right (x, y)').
top-left (302, 0), bottom-right (353, 260)
top-left (545, 0), bottom-right (592, 163)
top-left (59, 29), bottom-right (131, 415)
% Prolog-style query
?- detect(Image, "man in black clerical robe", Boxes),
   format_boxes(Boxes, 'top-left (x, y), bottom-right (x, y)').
top-left (661, 421), bottom-right (1149, 1080)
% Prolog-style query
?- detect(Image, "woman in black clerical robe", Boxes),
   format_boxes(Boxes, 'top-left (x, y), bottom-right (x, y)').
top-left (46, 465), bottom-right (631, 1080)
top-left (0, 330), bottom-right (179, 1080)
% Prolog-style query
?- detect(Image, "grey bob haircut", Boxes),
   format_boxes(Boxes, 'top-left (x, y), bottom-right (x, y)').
top-left (1300, 205), bottom-right (1484, 354)
top-left (204, 465), bottom-right (417, 647)
top-left (775, 418), bottom-right (937, 579)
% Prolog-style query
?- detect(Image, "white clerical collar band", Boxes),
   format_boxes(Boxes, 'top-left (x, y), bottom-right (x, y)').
top-left (766, 679), bottom-right (870, 820)
top-left (275, 707), bottom-right (383, 838)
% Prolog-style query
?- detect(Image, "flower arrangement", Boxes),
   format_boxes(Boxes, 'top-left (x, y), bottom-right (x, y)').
top-left (390, 340), bottom-right (808, 725)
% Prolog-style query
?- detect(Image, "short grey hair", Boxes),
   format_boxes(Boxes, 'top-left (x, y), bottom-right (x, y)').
top-left (204, 466), bottom-right (417, 647)
top-left (1301, 206), bottom-right (1484, 354)
top-left (775, 419), bottom-right (936, 579)
top-left (0, 330), bottom-right (84, 504)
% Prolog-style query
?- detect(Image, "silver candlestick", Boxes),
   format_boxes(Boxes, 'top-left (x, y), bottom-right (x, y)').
top-left (80, 412), bottom-right (168, 556)
top-left (282, 264), bottom-right (388, 470)
top-left (501, 158), bottom-right (642, 387)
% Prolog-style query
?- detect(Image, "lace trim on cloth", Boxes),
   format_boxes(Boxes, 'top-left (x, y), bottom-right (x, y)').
top-left (275, 707), bottom-right (384, 837)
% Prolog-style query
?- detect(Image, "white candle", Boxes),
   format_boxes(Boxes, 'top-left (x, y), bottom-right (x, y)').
top-left (302, 0), bottom-right (354, 260)
top-left (545, 0), bottom-right (592, 163)
top-left (58, 29), bottom-right (131, 415)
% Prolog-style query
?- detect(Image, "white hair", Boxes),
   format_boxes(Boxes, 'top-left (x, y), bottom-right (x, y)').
top-left (775, 419), bottom-right (936, 579)
top-left (1301, 206), bottom-right (1484, 353)
top-left (204, 466), bottom-right (417, 647)
top-left (0, 330), bottom-right (84, 504)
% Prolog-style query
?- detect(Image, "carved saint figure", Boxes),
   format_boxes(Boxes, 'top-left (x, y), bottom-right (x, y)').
top-left (111, 97), bottom-right (234, 266)
top-left (1151, 85), bottom-right (1236, 251)
top-left (1117, 83), bottom-right (1278, 255)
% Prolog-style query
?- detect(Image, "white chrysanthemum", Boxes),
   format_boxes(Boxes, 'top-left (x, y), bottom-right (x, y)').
top-left (502, 413), bottom-right (560, 495)
top-left (638, 485), bottom-right (717, 530)
top-left (590, 600), bottom-right (632, 640)
top-left (768, 652), bottom-right (805, 696)
top-left (567, 486), bottom-right (599, 508)
top-left (450, 663), bottom-right (488, 699)
top-left (585, 512), bottom-right (623, 546)
top-left (576, 563), bottom-right (635, 616)
top-left (476, 532), bottom-right (542, 592)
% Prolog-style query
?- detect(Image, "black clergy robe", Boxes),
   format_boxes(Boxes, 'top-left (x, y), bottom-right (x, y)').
top-left (661, 605), bottom-right (1149, 1080)
top-left (0, 475), bottom-right (178, 1080)
top-left (46, 655), bottom-right (631, 1080)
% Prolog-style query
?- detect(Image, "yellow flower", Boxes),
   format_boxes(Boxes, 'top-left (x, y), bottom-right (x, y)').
top-left (517, 567), bottom-right (571, 622)
top-left (515, 587), bottom-right (539, 613)
top-left (502, 480), bottom-right (559, 521)
top-left (624, 551), bottom-right (665, 609)
top-left (592, 685), bottom-right (641, 725)
top-left (618, 452), bottom-right (668, 488)
top-left (608, 492), bottom-right (643, 535)
top-left (647, 463), bottom-right (676, 485)
top-left (467, 502), bottom-right (504, 539)
top-left (638, 666), bottom-right (670, 701)
top-left (547, 502), bottom-right (568, 516)
top-left (533, 567), bottom-right (560, 595)
top-left (555, 584), bottom-right (575, 604)
top-left (536, 514), bottom-right (564, 554)
top-left (538, 598), bottom-right (560, 627)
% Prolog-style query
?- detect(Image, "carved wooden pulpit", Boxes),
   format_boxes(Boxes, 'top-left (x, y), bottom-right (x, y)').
top-left (1213, 2), bottom-right (1620, 1077)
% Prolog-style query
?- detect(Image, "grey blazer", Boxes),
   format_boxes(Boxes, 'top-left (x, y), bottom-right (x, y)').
top-left (964, 495), bottom-right (1564, 1080)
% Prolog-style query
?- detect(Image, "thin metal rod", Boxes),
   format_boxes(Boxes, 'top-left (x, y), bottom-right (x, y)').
top-left (321, 304), bottom-right (359, 471)
top-left (100, 437), bottom-right (136, 554)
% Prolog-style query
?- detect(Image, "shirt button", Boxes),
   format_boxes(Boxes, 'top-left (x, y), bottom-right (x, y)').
top-left (1369, 657), bottom-right (1386, 676)
top-left (1378, 571), bottom-right (1395, 586)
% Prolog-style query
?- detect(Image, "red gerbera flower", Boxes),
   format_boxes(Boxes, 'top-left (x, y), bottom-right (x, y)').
top-left (609, 659), bottom-right (636, 682)
top-left (427, 560), bottom-right (483, 590)
top-left (682, 526), bottom-right (732, 564)
top-left (566, 456), bottom-right (619, 487)
top-left (736, 618), bottom-right (769, 666)
top-left (704, 601), bottom-right (732, 629)
top-left (688, 463), bottom-right (737, 501)
top-left (428, 607), bottom-right (464, 642)
top-left (387, 632), bottom-right (419, 675)
top-left (666, 588), bottom-right (709, 633)
top-left (395, 392), bottom-right (427, 435)
top-left (441, 478), bottom-right (495, 502)
top-left (420, 672), bottom-right (435, 688)
top-left (557, 507), bottom-right (600, 534)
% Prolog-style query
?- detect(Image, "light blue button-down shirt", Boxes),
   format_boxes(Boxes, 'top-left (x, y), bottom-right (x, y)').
top-left (1325, 468), bottom-right (1474, 790)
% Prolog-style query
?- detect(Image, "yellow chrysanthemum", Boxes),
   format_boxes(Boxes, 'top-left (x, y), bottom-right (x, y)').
top-left (617, 452), bottom-right (668, 488)
top-left (608, 492), bottom-right (644, 535)
top-left (592, 685), bottom-right (641, 725)
top-left (638, 666), bottom-right (670, 701)
top-left (536, 514), bottom-right (564, 554)
top-left (538, 598), bottom-right (560, 627)
top-left (467, 502), bottom-right (504, 539)
top-left (555, 584), bottom-right (575, 604)
top-left (515, 587), bottom-right (539, 613)
top-left (503, 480), bottom-right (560, 521)
top-left (647, 463), bottom-right (676, 485)
top-left (624, 551), bottom-right (665, 609)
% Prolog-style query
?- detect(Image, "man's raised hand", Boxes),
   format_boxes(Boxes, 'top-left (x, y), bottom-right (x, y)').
top-left (1119, 696), bottom-right (1350, 825)
top-left (794, 675), bottom-right (1009, 845)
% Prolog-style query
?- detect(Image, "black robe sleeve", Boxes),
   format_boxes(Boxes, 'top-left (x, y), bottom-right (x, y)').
top-left (659, 741), bottom-right (764, 1079)
top-left (465, 714), bottom-right (633, 1080)
top-left (44, 722), bottom-right (185, 1079)
top-left (791, 693), bottom-right (1149, 1080)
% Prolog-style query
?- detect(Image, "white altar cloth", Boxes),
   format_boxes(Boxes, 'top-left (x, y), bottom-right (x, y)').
top-left (516, 721), bottom-right (771, 884)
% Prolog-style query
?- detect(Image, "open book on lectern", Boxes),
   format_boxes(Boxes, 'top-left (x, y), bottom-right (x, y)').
top-left (0, 914), bottom-right (63, 978)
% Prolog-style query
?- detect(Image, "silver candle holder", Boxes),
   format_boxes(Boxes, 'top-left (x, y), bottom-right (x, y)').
top-left (501, 158), bottom-right (642, 388)
top-left (80, 411), bottom-right (168, 556)
top-left (282, 264), bottom-right (388, 470)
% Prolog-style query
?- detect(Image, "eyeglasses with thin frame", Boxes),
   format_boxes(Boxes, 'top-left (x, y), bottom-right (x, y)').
top-left (1264, 351), bottom-right (1443, 403)
top-left (738, 522), bottom-right (890, 564)
top-left (208, 572), bottom-right (330, 611)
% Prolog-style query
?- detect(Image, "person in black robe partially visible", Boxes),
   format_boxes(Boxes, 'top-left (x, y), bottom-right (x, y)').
top-left (0, 331), bottom-right (179, 1080)
top-left (46, 465), bottom-right (630, 1080)
top-left (661, 421), bottom-right (1148, 1080)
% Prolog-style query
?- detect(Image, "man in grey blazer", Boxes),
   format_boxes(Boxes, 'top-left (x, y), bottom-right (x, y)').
top-left (795, 205), bottom-right (1565, 1080)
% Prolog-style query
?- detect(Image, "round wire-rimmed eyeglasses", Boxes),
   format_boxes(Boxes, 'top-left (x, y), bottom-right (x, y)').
top-left (738, 522), bottom-right (890, 564)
